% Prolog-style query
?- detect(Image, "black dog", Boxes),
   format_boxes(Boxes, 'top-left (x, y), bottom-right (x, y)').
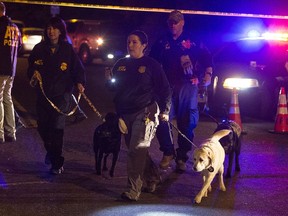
top-left (214, 120), bottom-right (242, 178)
top-left (93, 112), bottom-right (122, 177)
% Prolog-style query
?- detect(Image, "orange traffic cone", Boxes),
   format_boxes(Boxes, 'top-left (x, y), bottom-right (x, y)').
top-left (270, 87), bottom-right (288, 134)
top-left (229, 88), bottom-right (243, 130)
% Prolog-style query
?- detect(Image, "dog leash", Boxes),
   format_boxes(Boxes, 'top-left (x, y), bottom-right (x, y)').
top-left (168, 121), bottom-right (198, 148)
top-left (31, 70), bottom-right (104, 120)
top-left (30, 70), bottom-right (80, 116)
top-left (80, 92), bottom-right (103, 120)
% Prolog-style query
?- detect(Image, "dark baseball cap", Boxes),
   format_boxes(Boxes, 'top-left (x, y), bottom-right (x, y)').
top-left (167, 10), bottom-right (184, 23)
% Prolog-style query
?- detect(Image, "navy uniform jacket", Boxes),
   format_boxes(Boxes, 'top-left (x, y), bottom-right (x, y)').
top-left (0, 16), bottom-right (22, 76)
top-left (150, 31), bottom-right (213, 87)
top-left (27, 41), bottom-right (86, 99)
top-left (109, 56), bottom-right (171, 115)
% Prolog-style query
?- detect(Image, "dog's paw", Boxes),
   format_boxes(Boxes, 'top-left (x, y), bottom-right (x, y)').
top-left (194, 195), bottom-right (202, 204)
top-left (220, 185), bottom-right (226, 191)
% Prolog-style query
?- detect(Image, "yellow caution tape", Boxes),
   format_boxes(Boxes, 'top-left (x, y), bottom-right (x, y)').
top-left (2, 0), bottom-right (288, 19)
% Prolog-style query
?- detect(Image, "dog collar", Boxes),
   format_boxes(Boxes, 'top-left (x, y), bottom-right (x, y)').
top-left (207, 166), bottom-right (214, 172)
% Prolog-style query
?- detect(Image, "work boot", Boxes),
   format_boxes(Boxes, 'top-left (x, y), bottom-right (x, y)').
top-left (176, 160), bottom-right (187, 173)
top-left (159, 155), bottom-right (174, 169)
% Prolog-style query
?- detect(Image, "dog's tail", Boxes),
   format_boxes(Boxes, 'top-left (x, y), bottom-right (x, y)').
top-left (211, 129), bottom-right (231, 141)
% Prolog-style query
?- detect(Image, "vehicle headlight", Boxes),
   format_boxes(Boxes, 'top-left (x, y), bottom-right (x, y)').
top-left (107, 54), bottom-right (114, 59)
top-left (96, 37), bottom-right (103, 46)
top-left (22, 35), bottom-right (28, 43)
top-left (223, 78), bottom-right (259, 90)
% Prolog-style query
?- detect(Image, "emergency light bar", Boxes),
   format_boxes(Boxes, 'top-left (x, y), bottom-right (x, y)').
top-left (262, 32), bottom-right (288, 41)
top-left (246, 30), bottom-right (288, 41)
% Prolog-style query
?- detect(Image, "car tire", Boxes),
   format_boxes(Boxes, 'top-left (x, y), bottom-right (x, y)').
top-left (79, 45), bottom-right (91, 65)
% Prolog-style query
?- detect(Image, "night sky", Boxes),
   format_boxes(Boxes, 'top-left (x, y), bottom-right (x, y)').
top-left (3, 0), bottom-right (288, 51)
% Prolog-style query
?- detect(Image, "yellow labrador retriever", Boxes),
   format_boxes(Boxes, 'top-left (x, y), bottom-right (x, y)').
top-left (192, 129), bottom-right (231, 204)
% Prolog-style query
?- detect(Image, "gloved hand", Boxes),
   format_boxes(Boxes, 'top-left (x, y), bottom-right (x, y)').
top-left (202, 67), bottom-right (213, 87)
top-left (158, 113), bottom-right (169, 121)
top-left (29, 70), bottom-right (40, 87)
top-left (77, 83), bottom-right (85, 93)
top-left (180, 55), bottom-right (193, 76)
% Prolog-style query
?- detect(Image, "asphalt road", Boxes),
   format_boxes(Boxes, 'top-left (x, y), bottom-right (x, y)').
top-left (0, 57), bottom-right (287, 216)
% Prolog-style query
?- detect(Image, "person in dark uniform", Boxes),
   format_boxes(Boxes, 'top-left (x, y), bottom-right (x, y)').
top-left (0, 2), bottom-right (22, 143)
top-left (150, 10), bottom-right (213, 172)
top-left (27, 17), bottom-right (86, 175)
top-left (106, 30), bottom-right (171, 201)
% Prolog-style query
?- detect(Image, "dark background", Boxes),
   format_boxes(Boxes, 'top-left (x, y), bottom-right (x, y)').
top-left (3, 0), bottom-right (288, 52)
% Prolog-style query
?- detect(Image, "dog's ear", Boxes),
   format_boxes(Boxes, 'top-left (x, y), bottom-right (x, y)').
top-left (192, 148), bottom-right (202, 161)
top-left (206, 150), bottom-right (215, 172)
top-left (208, 155), bottom-right (212, 164)
top-left (206, 148), bottom-right (215, 166)
top-left (207, 151), bottom-right (212, 161)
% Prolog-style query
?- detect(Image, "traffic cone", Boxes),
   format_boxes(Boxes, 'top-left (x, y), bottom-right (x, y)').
top-left (270, 87), bottom-right (288, 134)
top-left (228, 88), bottom-right (243, 130)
